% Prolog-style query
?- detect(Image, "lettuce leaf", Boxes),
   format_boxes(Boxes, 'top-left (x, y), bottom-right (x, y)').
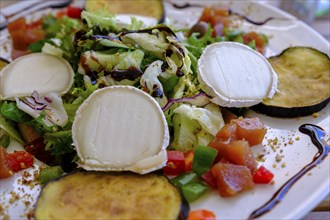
top-left (174, 103), bottom-right (224, 136)
top-left (78, 50), bottom-right (144, 74)
top-left (170, 103), bottom-right (225, 151)
top-left (120, 25), bottom-right (192, 76)
top-left (81, 10), bottom-right (120, 33)
top-left (140, 60), bottom-right (167, 106)
top-left (171, 113), bottom-right (200, 152)
top-left (0, 102), bottom-right (24, 145)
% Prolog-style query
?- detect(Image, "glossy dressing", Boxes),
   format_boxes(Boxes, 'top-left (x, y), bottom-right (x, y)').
top-left (248, 124), bottom-right (330, 219)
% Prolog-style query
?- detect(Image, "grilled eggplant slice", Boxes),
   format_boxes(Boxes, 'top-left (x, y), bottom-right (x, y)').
top-left (85, 0), bottom-right (165, 23)
top-left (35, 171), bottom-right (189, 219)
top-left (0, 57), bottom-right (9, 70)
top-left (253, 47), bottom-right (330, 117)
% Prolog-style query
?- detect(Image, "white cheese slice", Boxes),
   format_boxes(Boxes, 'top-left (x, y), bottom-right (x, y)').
top-left (198, 42), bottom-right (278, 107)
top-left (72, 86), bottom-right (169, 174)
top-left (0, 53), bottom-right (74, 100)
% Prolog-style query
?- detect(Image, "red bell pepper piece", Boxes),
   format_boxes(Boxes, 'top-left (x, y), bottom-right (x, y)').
top-left (184, 150), bottom-right (194, 172)
top-left (163, 150), bottom-right (185, 176)
top-left (253, 165), bottom-right (274, 184)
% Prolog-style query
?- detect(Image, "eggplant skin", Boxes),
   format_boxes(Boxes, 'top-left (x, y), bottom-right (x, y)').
top-left (35, 171), bottom-right (189, 220)
top-left (252, 97), bottom-right (329, 118)
top-left (253, 47), bottom-right (330, 118)
top-left (0, 57), bottom-right (9, 71)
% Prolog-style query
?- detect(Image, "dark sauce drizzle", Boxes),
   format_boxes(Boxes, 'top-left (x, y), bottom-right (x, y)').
top-left (169, 2), bottom-right (285, 26)
top-left (229, 10), bottom-right (276, 26)
top-left (248, 124), bottom-right (330, 219)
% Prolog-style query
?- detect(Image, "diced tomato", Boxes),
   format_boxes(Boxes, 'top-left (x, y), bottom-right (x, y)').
top-left (201, 169), bottom-right (217, 188)
top-left (67, 6), bottom-right (83, 19)
top-left (7, 17), bottom-right (26, 33)
top-left (56, 10), bottom-right (68, 18)
top-left (199, 6), bottom-right (212, 23)
top-left (231, 117), bottom-right (267, 146)
top-left (208, 124), bottom-right (237, 162)
top-left (26, 19), bottom-right (43, 29)
top-left (253, 165), bottom-right (274, 184)
top-left (184, 150), bottom-right (194, 172)
top-left (163, 150), bottom-right (186, 176)
top-left (188, 209), bottom-right (216, 220)
top-left (7, 16), bottom-right (45, 58)
top-left (0, 146), bottom-right (13, 179)
top-left (211, 162), bottom-right (254, 197)
top-left (222, 140), bottom-right (258, 174)
top-left (208, 137), bottom-right (228, 162)
top-left (10, 28), bottom-right (45, 51)
top-left (210, 15), bottom-right (231, 29)
top-left (25, 28), bottom-right (45, 45)
top-left (242, 31), bottom-right (266, 54)
top-left (215, 123), bottom-right (237, 140)
top-left (7, 151), bottom-right (34, 172)
top-left (214, 6), bottom-right (230, 17)
top-left (10, 30), bottom-right (29, 50)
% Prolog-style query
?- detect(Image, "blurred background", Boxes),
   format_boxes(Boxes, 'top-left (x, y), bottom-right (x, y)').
top-left (1, 0), bottom-right (329, 43)
top-left (1, 0), bottom-right (330, 42)
top-left (262, 0), bottom-right (330, 42)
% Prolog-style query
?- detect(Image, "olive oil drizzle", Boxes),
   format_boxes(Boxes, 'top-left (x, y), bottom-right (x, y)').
top-left (248, 124), bottom-right (330, 219)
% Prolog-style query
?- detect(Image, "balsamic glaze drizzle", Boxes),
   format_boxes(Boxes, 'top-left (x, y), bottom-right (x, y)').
top-left (169, 2), bottom-right (288, 26)
top-left (229, 11), bottom-right (276, 26)
top-left (248, 124), bottom-right (330, 219)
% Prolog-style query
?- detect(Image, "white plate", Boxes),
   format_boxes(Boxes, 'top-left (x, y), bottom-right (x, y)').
top-left (0, 1), bottom-right (329, 219)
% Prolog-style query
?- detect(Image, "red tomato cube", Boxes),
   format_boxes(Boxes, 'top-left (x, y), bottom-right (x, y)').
top-left (211, 162), bottom-right (254, 197)
top-left (7, 151), bottom-right (34, 172)
top-left (0, 147), bottom-right (13, 179)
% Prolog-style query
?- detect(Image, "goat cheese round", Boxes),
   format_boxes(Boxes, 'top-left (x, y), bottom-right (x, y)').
top-left (0, 53), bottom-right (74, 100)
top-left (198, 42), bottom-right (278, 107)
top-left (72, 86), bottom-right (169, 174)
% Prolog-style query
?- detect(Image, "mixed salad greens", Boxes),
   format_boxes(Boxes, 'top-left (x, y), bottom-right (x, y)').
top-left (1, 4), bottom-right (268, 184)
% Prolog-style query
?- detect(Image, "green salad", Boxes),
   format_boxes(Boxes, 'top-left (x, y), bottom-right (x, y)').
top-left (0, 6), bottom-right (267, 174)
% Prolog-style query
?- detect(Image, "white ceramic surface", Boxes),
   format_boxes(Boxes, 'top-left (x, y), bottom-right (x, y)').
top-left (0, 1), bottom-right (329, 219)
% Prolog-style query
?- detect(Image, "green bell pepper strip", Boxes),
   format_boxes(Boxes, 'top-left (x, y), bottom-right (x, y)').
top-left (181, 182), bottom-right (208, 202)
top-left (171, 172), bottom-right (199, 187)
top-left (192, 145), bottom-right (218, 176)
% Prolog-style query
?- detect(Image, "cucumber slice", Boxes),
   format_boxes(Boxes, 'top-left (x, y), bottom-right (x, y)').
top-left (253, 47), bottom-right (330, 117)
